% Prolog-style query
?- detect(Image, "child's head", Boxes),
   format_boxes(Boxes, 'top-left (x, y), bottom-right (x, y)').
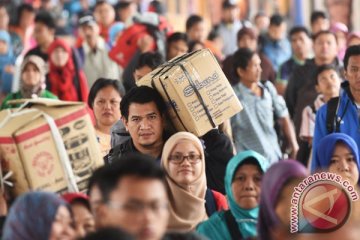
top-left (315, 64), bottom-right (341, 99)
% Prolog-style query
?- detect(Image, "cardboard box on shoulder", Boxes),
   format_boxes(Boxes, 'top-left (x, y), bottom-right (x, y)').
top-left (0, 99), bottom-right (103, 196)
top-left (137, 48), bottom-right (243, 136)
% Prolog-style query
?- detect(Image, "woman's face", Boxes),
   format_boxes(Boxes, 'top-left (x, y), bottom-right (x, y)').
top-left (22, 62), bottom-right (41, 86)
top-left (93, 85), bottom-right (122, 129)
top-left (231, 163), bottom-right (262, 209)
top-left (71, 203), bottom-right (95, 238)
top-left (329, 142), bottom-right (359, 186)
top-left (49, 205), bottom-right (76, 240)
top-left (275, 178), bottom-right (302, 226)
top-left (50, 46), bottom-right (69, 67)
top-left (168, 139), bottom-right (202, 186)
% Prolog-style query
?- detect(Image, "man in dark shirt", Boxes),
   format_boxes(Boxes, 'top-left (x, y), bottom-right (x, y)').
top-left (25, 11), bottom-right (55, 62)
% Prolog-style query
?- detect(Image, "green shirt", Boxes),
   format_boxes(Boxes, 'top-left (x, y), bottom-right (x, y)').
top-left (0, 90), bottom-right (58, 110)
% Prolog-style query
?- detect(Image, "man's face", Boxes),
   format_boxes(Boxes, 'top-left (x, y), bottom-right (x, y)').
top-left (0, 7), bottom-right (9, 29)
top-left (33, 22), bottom-right (54, 47)
top-left (19, 10), bottom-right (35, 29)
top-left (237, 35), bottom-right (257, 51)
top-left (94, 3), bottom-right (115, 26)
top-left (290, 31), bottom-right (311, 60)
top-left (311, 18), bottom-right (330, 35)
top-left (134, 65), bottom-right (153, 82)
top-left (124, 102), bottom-right (164, 151)
top-left (187, 22), bottom-right (206, 42)
top-left (167, 40), bottom-right (188, 60)
top-left (80, 24), bottom-right (99, 43)
top-left (222, 7), bottom-right (238, 23)
top-left (313, 33), bottom-right (337, 63)
top-left (345, 55), bottom-right (360, 92)
top-left (99, 176), bottom-right (169, 240)
top-left (268, 23), bottom-right (286, 41)
top-left (237, 54), bottom-right (262, 83)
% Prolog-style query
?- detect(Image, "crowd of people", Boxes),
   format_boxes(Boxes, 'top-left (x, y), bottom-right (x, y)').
top-left (1, 0), bottom-right (360, 239)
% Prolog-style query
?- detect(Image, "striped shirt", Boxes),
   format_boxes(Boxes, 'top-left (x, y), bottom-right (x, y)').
top-left (231, 81), bottom-right (288, 164)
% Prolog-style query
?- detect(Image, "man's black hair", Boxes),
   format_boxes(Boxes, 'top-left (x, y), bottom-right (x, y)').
top-left (315, 64), bottom-right (339, 84)
top-left (312, 30), bottom-right (337, 43)
top-left (167, 32), bottom-right (188, 45)
top-left (87, 153), bottom-right (166, 204)
top-left (233, 47), bottom-right (256, 73)
top-left (289, 26), bottom-right (310, 38)
top-left (115, 1), bottom-right (132, 11)
top-left (87, 78), bottom-right (124, 109)
top-left (35, 11), bottom-right (56, 30)
top-left (186, 15), bottom-right (203, 32)
top-left (310, 11), bottom-right (328, 25)
top-left (269, 14), bottom-right (284, 26)
top-left (135, 51), bottom-right (164, 70)
top-left (207, 26), bottom-right (220, 41)
top-left (148, 0), bottom-right (166, 15)
top-left (188, 40), bottom-right (204, 52)
top-left (16, 3), bottom-right (34, 25)
top-left (344, 45), bottom-right (360, 70)
top-left (95, 0), bottom-right (111, 9)
top-left (120, 86), bottom-right (166, 120)
top-left (83, 227), bottom-right (135, 240)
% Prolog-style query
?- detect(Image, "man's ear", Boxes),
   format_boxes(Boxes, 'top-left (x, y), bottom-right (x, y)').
top-left (236, 67), bottom-right (244, 78)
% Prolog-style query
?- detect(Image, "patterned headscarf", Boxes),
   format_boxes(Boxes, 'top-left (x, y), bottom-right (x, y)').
top-left (3, 191), bottom-right (71, 240)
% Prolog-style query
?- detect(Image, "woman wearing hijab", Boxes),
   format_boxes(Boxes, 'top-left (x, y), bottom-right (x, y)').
top-left (161, 131), bottom-right (228, 232)
top-left (0, 30), bottom-right (15, 96)
top-left (0, 55), bottom-right (57, 109)
top-left (257, 160), bottom-right (308, 240)
top-left (3, 191), bottom-right (76, 240)
top-left (48, 39), bottom-right (89, 102)
top-left (313, 133), bottom-right (360, 224)
top-left (196, 150), bottom-right (268, 240)
top-left (312, 133), bottom-right (360, 186)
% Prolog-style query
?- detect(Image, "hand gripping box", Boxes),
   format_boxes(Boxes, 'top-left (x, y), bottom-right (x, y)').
top-left (0, 99), bottom-right (103, 196)
top-left (136, 48), bottom-right (243, 136)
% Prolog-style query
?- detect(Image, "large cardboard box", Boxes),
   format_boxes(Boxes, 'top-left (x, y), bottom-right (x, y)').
top-left (0, 99), bottom-right (103, 196)
top-left (137, 48), bottom-right (243, 136)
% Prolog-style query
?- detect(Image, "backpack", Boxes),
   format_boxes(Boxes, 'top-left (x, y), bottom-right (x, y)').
top-left (109, 13), bottom-right (170, 68)
top-left (204, 188), bottom-right (217, 216)
top-left (326, 96), bottom-right (340, 133)
top-left (224, 210), bottom-right (243, 239)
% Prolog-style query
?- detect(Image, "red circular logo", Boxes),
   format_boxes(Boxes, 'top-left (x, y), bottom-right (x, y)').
top-left (32, 151), bottom-right (55, 177)
top-left (300, 181), bottom-right (351, 232)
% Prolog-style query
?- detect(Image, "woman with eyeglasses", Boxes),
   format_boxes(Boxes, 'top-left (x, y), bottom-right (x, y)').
top-left (161, 131), bottom-right (228, 232)
top-left (88, 78), bottom-right (123, 157)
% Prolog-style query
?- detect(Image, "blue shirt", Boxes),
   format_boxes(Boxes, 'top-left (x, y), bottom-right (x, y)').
top-left (260, 35), bottom-right (291, 72)
top-left (231, 81), bottom-right (288, 164)
top-left (312, 83), bottom-right (360, 171)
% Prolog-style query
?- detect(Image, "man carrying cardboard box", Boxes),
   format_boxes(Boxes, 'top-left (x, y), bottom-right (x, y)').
top-left (106, 86), bottom-right (234, 194)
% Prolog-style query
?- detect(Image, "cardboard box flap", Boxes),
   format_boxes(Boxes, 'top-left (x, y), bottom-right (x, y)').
top-left (7, 98), bottom-right (83, 107)
top-left (0, 109), bottom-right (44, 137)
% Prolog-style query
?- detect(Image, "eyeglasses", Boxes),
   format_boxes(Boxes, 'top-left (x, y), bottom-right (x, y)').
top-left (106, 201), bottom-right (169, 215)
top-left (168, 154), bottom-right (201, 165)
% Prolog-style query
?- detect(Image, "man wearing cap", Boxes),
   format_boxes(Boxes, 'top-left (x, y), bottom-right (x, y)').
top-left (77, 15), bottom-right (120, 88)
top-left (217, 0), bottom-right (251, 57)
